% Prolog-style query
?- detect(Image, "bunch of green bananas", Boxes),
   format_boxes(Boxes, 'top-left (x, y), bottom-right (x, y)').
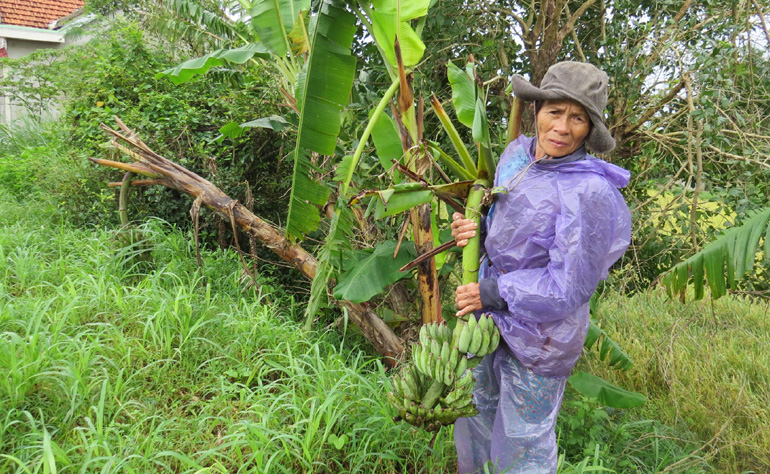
top-left (388, 313), bottom-right (500, 432)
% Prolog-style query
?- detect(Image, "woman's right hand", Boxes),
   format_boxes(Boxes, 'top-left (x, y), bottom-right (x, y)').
top-left (450, 212), bottom-right (477, 248)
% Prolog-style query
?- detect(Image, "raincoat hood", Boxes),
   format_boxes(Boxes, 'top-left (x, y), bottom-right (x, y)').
top-left (534, 146), bottom-right (630, 189)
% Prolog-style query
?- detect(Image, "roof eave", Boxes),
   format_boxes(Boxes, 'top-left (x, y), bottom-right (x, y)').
top-left (0, 24), bottom-right (65, 43)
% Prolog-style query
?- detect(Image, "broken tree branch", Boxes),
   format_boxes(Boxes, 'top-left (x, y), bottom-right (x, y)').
top-left (93, 117), bottom-right (404, 365)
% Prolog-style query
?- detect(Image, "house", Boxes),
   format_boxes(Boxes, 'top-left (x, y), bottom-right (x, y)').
top-left (0, 0), bottom-right (86, 123)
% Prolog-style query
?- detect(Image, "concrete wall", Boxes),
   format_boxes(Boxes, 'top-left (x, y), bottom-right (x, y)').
top-left (1, 26), bottom-right (94, 125)
top-left (5, 37), bottom-right (67, 59)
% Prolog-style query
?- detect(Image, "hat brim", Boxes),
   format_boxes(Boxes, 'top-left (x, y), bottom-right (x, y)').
top-left (511, 75), bottom-right (616, 154)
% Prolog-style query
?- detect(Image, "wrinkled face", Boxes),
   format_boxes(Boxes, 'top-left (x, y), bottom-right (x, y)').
top-left (534, 99), bottom-right (591, 159)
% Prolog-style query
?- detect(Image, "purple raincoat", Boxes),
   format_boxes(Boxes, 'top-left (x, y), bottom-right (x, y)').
top-left (454, 135), bottom-right (631, 473)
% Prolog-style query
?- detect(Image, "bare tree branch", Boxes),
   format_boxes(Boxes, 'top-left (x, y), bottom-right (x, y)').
top-left (559, 0), bottom-right (599, 42)
top-left (751, 0), bottom-right (770, 45)
top-left (92, 118), bottom-right (406, 364)
top-left (707, 146), bottom-right (770, 170)
top-left (624, 80), bottom-right (685, 136)
top-left (564, 2), bottom-right (588, 61)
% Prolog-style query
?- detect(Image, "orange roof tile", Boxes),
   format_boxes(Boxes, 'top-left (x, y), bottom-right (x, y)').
top-left (0, 0), bottom-right (85, 29)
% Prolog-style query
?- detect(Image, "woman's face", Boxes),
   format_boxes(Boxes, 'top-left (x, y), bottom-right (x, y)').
top-left (534, 99), bottom-right (591, 159)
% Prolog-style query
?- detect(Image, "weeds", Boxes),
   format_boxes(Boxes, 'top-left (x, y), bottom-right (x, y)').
top-left (0, 199), bottom-right (458, 473)
top-left (583, 290), bottom-right (770, 472)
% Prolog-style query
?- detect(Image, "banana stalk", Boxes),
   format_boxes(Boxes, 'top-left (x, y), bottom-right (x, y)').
top-left (462, 178), bottom-right (490, 285)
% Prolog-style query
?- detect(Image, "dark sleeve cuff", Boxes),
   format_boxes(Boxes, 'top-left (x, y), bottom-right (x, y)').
top-left (479, 277), bottom-right (508, 311)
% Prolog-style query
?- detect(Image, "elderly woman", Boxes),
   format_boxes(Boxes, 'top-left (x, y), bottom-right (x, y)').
top-left (451, 62), bottom-right (632, 473)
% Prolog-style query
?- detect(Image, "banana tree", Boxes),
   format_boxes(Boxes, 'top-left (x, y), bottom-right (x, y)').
top-left (661, 207), bottom-right (770, 301)
top-left (156, 0), bottom-right (447, 329)
top-left (149, 3), bottom-right (648, 410)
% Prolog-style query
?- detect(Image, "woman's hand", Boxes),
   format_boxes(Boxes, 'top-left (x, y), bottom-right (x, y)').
top-left (455, 283), bottom-right (482, 317)
top-left (450, 212), bottom-right (477, 248)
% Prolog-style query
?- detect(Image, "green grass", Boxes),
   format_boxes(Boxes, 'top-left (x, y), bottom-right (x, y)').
top-left (583, 289), bottom-right (770, 473)
top-left (0, 188), bottom-right (644, 473)
top-left (0, 198), bottom-right (464, 473)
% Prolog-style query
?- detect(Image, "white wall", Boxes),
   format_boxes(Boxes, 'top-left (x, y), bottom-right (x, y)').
top-left (1, 24), bottom-right (94, 125)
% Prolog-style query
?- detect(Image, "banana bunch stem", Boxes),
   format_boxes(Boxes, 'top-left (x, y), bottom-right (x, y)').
top-left (462, 178), bottom-right (490, 285)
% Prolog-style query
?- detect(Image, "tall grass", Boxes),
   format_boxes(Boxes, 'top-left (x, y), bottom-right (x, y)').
top-left (584, 289), bottom-right (770, 473)
top-left (0, 195), bottom-right (466, 473)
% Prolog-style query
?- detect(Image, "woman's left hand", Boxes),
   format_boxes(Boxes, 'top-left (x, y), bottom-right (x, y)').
top-left (455, 283), bottom-right (482, 317)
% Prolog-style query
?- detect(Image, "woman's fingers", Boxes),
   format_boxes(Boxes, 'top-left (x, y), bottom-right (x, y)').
top-left (450, 213), bottom-right (477, 247)
top-left (455, 283), bottom-right (481, 317)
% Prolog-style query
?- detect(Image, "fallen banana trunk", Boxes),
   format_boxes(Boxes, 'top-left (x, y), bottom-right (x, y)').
top-left (389, 315), bottom-right (500, 432)
top-left (91, 117), bottom-right (404, 365)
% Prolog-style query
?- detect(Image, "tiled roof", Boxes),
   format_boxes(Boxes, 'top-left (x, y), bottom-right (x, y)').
top-left (0, 0), bottom-right (85, 29)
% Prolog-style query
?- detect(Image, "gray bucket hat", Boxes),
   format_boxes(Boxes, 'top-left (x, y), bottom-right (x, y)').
top-left (511, 61), bottom-right (615, 153)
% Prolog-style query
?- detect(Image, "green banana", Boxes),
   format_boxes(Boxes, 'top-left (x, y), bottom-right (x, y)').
top-left (478, 328), bottom-right (491, 356)
top-left (468, 324), bottom-right (483, 354)
top-left (451, 323), bottom-right (462, 348)
top-left (478, 313), bottom-right (488, 332)
top-left (435, 407), bottom-right (461, 424)
top-left (419, 325), bottom-right (429, 348)
top-left (457, 322), bottom-right (471, 353)
top-left (421, 344), bottom-right (431, 376)
top-left (490, 326), bottom-right (500, 352)
top-left (441, 323), bottom-right (452, 343)
top-left (390, 309), bottom-right (504, 431)
top-left (449, 345), bottom-right (459, 370)
top-left (450, 394), bottom-right (474, 411)
top-left (467, 314), bottom-right (477, 334)
top-left (443, 360), bottom-right (454, 386)
top-left (412, 343), bottom-right (422, 369)
top-left (431, 338), bottom-right (441, 358)
top-left (391, 375), bottom-right (405, 400)
top-left (443, 386), bottom-right (465, 406)
top-left (427, 322), bottom-right (437, 340)
top-left (440, 341), bottom-right (450, 362)
top-left (401, 374), bottom-right (417, 401)
top-left (387, 390), bottom-right (397, 407)
top-left (456, 368), bottom-right (474, 390)
top-left (405, 367), bottom-right (421, 399)
top-left (455, 355), bottom-right (468, 378)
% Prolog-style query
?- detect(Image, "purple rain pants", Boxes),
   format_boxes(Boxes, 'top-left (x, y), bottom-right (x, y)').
top-left (454, 347), bottom-right (567, 474)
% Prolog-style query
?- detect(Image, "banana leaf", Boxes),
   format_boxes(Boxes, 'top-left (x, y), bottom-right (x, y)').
top-left (568, 371), bottom-right (647, 409)
top-left (447, 61), bottom-right (476, 129)
top-left (369, 0), bottom-right (431, 67)
top-left (286, 1), bottom-right (357, 240)
top-left (156, 43), bottom-right (271, 85)
top-left (370, 110), bottom-right (403, 179)
top-left (661, 207), bottom-right (770, 301)
top-left (374, 189), bottom-right (433, 219)
top-left (584, 320), bottom-right (633, 371)
top-left (333, 241), bottom-right (416, 303)
top-left (217, 115), bottom-right (292, 141)
top-left (250, 0), bottom-right (310, 56)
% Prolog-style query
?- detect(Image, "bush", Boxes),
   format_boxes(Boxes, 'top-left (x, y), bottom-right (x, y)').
top-left (2, 20), bottom-right (293, 231)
